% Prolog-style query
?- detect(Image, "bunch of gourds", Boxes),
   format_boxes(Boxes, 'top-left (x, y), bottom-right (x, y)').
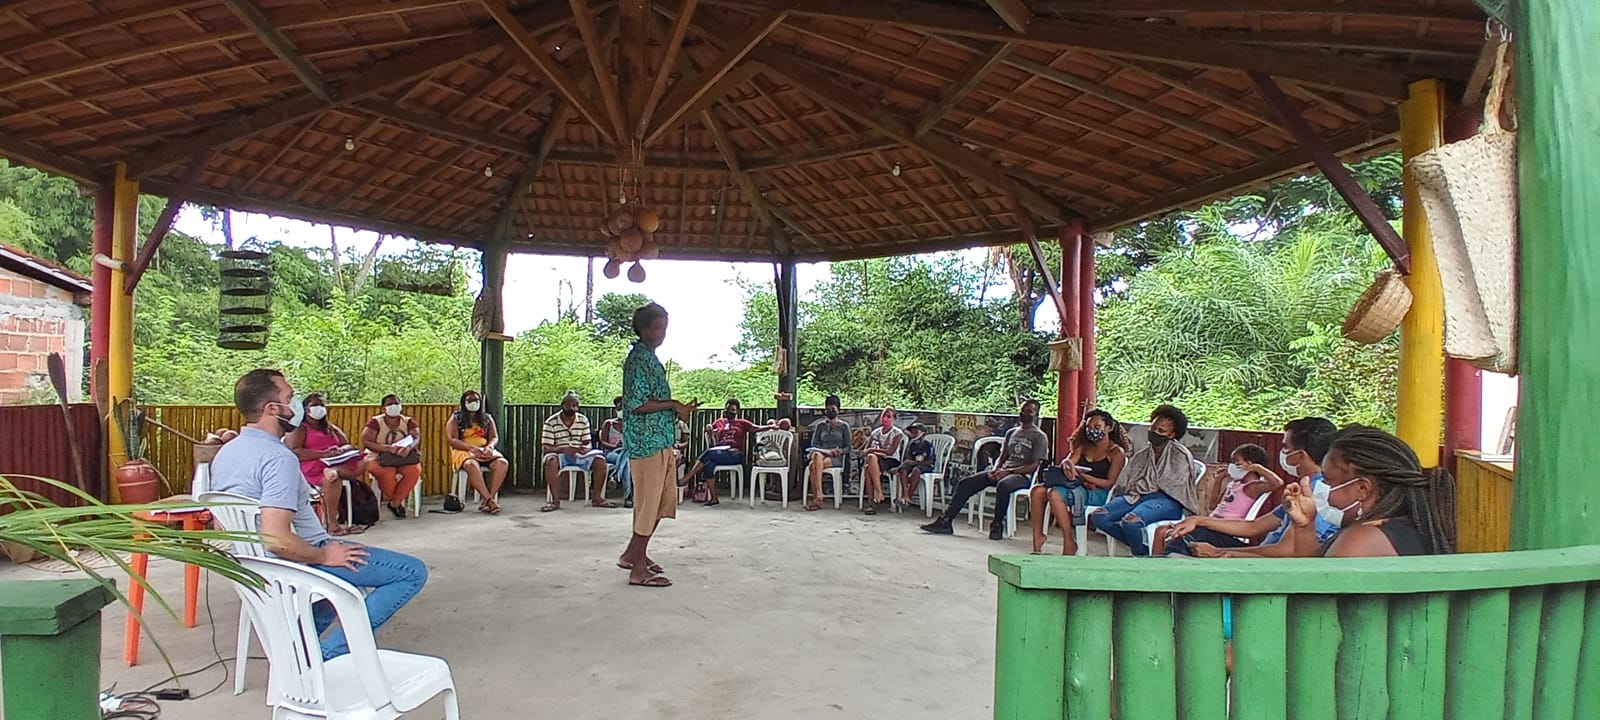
top-left (600, 206), bottom-right (661, 283)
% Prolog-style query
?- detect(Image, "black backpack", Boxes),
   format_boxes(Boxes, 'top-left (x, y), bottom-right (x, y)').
top-left (338, 479), bottom-right (381, 527)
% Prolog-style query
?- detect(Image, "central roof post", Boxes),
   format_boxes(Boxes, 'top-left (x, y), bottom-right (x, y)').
top-left (478, 236), bottom-right (508, 438)
top-left (774, 243), bottom-right (798, 424)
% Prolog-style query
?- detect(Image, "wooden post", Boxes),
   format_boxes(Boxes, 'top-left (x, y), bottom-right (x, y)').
top-left (89, 185), bottom-right (113, 404)
top-left (107, 164), bottom-right (139, 488)
top-left (1078, 228), bottom-right (1097, 416)
top-left (1510, 0), bottom-right (1600, 550)
top-left (775, 255), bottom-right (799, 422)
top-left (1055, 223), bottom-right (1081, 457)
top-left (1395, 80), bottom-right (1446, 466)
top-left (479, 240), bottom-right (508, 435)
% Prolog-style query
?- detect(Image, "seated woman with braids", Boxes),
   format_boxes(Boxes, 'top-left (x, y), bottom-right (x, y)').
top-left (1278, 425), bottom-right (1457, 557)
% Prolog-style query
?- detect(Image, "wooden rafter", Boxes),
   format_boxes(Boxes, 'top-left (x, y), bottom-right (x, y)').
top-left (125, 154), bottom-right (207, 293)
top-left (1030, 0), bottom-right (1483, 23)
top-left (235, 117), bottom-right (317, 194)
top-left (702, 109), bottom-right (779, 232)
top-left (927, 157), bottom-right (999, 233)
top-left (745, 137), bottom-right (899, 171)
top-left (698, 0), bottom-right (1417, 99)
top-left (644, 10), bottom-right (787, 146)
top-left (481, 0), bottom-right (617, 145)
top-left (220, 0), bottom-right (336, 102)
top-left (284, 115), bottom-right (383, 203)
top-left (717, 96), bottom-right (859, 241)
top-left (491, 101), bottom-right (575, 235)
top-left (744, 45), bottom-right (1075, 223)
top-left (984, 0), bottom-right (1034, 33)
top-left (0, 130), bottom-right (96, 184)
top-left (356, 100), bottom-right (530, 155)
top-left (1117, 59), bottom-right (1287, 133)
top-left (636, 0), bottom-right (700, 136)
top-left (872, 152), bottom-right (959, 237)
top-left (913, 42), bottom-right (1012, 138)
top-left (569, 0), bottom-right (629, 145)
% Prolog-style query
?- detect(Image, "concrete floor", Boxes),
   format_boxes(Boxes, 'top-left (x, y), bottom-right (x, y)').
top-left (2, 493), bottom-right (1037, 719)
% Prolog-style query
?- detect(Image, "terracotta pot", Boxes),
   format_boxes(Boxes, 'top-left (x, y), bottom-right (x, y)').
top-left (115, 459), bottom-right (162, 504)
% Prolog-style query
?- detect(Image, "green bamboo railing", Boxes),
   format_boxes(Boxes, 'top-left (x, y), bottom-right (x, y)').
top-left (989, 545), bottom-right (1600, 720)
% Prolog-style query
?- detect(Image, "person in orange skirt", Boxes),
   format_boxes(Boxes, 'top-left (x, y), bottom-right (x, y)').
top-left (364, 393), bottom-right (422, 519)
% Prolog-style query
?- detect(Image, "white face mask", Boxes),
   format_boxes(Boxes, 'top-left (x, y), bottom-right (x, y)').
top-left (307, 405), bottom-right (328, 421)
top-left (1313, 478), bottom-right (1362, 527)
top-left (1226, 464), bottom-right (1247, 480)
top-left (1279, 448), bottom-right (1302, 477)
top-left (384, 403), bottom-right (403, 417)
top-left (465, 401), bottom-right (481, 412)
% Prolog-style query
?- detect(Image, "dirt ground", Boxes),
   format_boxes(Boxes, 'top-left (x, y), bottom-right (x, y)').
top-left (1, 492), bottom-right (1056, 719)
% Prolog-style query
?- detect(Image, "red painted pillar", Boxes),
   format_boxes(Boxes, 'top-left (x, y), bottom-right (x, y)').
top-left (90, 184), bottom-right (113, 403)
top-left (1055, 223), bottom-right (1082, 458)
top-left (1078, 229), bottom-right (1097, 414)
top-left (1442, 107), bottom-right (1484, 471)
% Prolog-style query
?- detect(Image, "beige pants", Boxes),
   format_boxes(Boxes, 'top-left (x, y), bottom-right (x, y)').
top-left (628, 449), bottom-right (678, 536)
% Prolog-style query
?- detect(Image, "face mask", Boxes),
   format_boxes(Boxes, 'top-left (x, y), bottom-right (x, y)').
top-left (724, 410), bottom-right (737, 419)
top-left (1019, 413), bottom-right (1037, 425)
top-left (1084, 428), bottom-right (1106, 443)
top-left (384, 403), bottom-right (403, 417)
top-left (1279, 449), bottom-right (1302, 477)
top-left (1314, 478), bottom-right (1362, 527)
top-left (562, 408), bottom-right (576, 417)
top-left (464, 400), bottom-right (481, 412)
top-left (1227, 464), bottom-right (1247, 480)
top-left (307, 405), bottom-right (328, 421)
top-left (276, 395), bottom-right (305, 431)
top-left (1147, 431), bottom-right (1170, 447)
top-left (825, 408), bottom-right (838, 419)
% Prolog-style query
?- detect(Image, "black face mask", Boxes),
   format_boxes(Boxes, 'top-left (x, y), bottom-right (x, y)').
top-left (1019, 413), bottom-right (1036, 425)
top-left (561, 408), bottom-right (576, 418)
top-left (1148, 430), bottom-right (1171, 447)
top-left (825, 408), bottom-right (839, 419)
top-left (724, 410), bottom-right (737, 419)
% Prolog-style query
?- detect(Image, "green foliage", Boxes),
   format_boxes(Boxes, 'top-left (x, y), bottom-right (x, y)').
top-left (592, 292), bottom-right (652, 339)
top-left (0, 198), bottom-right (46, 255)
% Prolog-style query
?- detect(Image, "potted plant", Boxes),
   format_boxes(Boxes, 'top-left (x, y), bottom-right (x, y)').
top-left (111, 398), bottom-right (165, 503)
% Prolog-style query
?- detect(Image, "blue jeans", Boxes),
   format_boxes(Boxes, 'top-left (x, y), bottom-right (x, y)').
top-left (605, 449), bottom-right (632, 499)
top-left (310, 543), bottom-right (428, 660)
top-left (698, 449), bottom-right (744, 480)
top-left (1088, 491), bottom-right (1184, 556)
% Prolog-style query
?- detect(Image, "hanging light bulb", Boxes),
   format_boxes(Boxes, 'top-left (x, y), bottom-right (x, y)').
top-left (344, 135), bottom-right (355, 152)
top-left (891, 163), bottom-right (902, 177)
top-left (554, 44), bottom-right (562, 52)
top-left (484, 165), bottom-right (493, 178)
top-left (619, 194), bottom-right (628, 205)
top-left (709, 204), bottom-right (717, 215)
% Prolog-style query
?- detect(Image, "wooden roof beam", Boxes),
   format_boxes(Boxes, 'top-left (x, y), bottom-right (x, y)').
top-left (481, 0), bottom-right (618, 145)
top-left (355, 100), bottom-right (529, 154)
top-left (636, 0), bottom-right (699, 136)
top-left (644, 10), bottom-right (788, 146)
top-left (985, 0), bottom-right (1034, 33)
top-left (700, 0), bottom-right (1416, 99)
top-left (0, 130), bottom-right (97, 184)
top-left (913, 42), bottom-right (1012, 138)
top-left (491, 102), bottom-right (576, 235)
top-left (745, 47), bottom-right (1077, 224)
top-left (702, 109), bottom-right (782, 238)
top-left (220, 0), bottom-right (336, 102)
top-left (125, 155), bottom-right (207, 293)
top-left (235, 117), bottom-right (317, 195)
top-left (569, 0), bottom-right (630, 145)
top-left (1031, 0), bottom-right (1484, 23)
top-left (744, 137), bottom-right (900, 171)
top-left (926, 156), bottom-right (999, 233)
top-left (715, 97), bottom-right (860, 241)
top-left (872, 152), bottom-right (959, 237)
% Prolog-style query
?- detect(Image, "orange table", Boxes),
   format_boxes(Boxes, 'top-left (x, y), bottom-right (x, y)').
top-left (122, 501), bottom-right (213, 666)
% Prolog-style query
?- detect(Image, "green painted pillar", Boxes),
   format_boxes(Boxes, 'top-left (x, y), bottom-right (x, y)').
top-left (1510, 0), bottom-right (1600, 550)
top-left (479, 241), bottom-right (508, 430)
top-left (0, 580), bottom-right (116, 720)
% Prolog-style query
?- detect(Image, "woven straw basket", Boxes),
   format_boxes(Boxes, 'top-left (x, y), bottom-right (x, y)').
top-left (1048, 337), bottom-right (1083, 372)
top-left (1342, 269), bottom-right (1413, 344)
top-left (1407, 41), bottom-right (1519, 374)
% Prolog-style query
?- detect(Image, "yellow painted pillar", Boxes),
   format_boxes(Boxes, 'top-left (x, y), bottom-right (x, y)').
top-left (1396, 80), bottom-right (1445, 464)
top-left (107, 163), bottom-right (139, 483)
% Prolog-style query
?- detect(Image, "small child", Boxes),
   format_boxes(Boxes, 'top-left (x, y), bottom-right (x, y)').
top-left (1210, 443), bottom-right (1278, 521)
top-left (896, 423), bottom-right (936, 508)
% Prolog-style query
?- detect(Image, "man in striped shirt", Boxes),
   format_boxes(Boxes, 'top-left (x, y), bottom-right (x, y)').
top-left (541, 390), bottom-right (615, 510)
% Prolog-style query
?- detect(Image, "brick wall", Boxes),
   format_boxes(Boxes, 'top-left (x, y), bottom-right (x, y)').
top-left (0, 266), bottom-right (86, 405)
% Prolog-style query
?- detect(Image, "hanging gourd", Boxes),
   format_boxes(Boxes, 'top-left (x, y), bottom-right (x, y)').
top-left (217, 240), bottom-right (272, 350)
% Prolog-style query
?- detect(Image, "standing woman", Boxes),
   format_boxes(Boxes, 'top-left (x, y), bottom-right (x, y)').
top-left (364, 393), bottom-right (422, 519)
top-left (619, 303), bottom-right (700, 588)
top-left (446, 389), bottom-right (509, 515)
top-left (1031, 409), bottom-right (1129, 554)
top-left (285, 392), bottom-right (367, 535)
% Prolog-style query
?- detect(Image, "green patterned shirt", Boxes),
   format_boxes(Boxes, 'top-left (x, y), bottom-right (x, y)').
top-left (622, 341), bottom-right (676, 458)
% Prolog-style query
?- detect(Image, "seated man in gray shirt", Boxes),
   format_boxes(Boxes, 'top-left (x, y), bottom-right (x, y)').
top-left (921, 399), bottom-right (1050, 540)
top-left (803, 394), bottom-right (853, 511)
top-left (210, 368), bottom-right (428, 660)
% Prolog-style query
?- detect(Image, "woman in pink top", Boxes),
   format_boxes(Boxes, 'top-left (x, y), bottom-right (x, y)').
top-left (1210, 443), bottom-right (1278, 520)
top-left (285, 393), bottom-right (369, 535)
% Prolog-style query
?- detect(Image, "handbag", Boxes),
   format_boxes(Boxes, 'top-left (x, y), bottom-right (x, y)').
top-left (373, 417), bottom-right (421, 467)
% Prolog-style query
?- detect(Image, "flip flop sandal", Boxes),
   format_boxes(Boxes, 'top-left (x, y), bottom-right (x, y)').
top-left (590, 500), bottom-right (618, 508)
top-left (805, 501), bottom-right (823, 511)
top-left (540, 503), bottom-right (560, 512)
top-left (487, 501), bottom-right (502, 515)
top-left (617, 561), bottom-right (665, 574)
top-left (863, 505), bottom-right (877, 515)
top-left (629, 574), bottom-right (673, 588)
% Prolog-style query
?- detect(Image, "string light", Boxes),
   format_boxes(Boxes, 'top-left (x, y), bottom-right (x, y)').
top-left (709, 204), bottom-right (717, 215)
top-left (891, 163), bottom-right (902, 177)
top-left (344, 135), bottom-right (355, 152)
top-left (484, 165), bottom-right (493, 177)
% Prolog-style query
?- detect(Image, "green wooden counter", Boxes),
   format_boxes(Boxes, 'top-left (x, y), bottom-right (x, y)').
top-left (0, 579), bottom-right (116, 720)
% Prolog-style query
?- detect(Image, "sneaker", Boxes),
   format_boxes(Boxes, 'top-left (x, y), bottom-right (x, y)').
top-left (989, 523), bottom-right (1005, 541)
top-left (920, 518), bottom-right (954, 535)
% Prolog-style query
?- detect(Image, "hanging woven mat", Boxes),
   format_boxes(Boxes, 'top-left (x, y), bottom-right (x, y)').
top-left (1407, 39), bottom-right (1519, 374)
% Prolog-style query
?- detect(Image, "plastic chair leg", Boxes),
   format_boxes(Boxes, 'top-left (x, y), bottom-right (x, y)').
top-left (233, 608), bottom-right (252, 695)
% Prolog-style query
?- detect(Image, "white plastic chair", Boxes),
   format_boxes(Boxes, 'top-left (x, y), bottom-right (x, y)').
top-left (919, 434), bottom-right (957, 517)
top-left (451, 468), bottom-right (481, 506)
top-left (362, 470), bottom-right (422, 519)
top-left (544, 454), bottom-right (591, 504)
top-left (704, 431), bottom-right (746, 501)
top-left (748, 429), bottom-right (795, 508)
top-left (801, 450), bottom-right (849, 509)
top-left (965, 436), bottom-right (1006, 526)
top-left (230, 556), bottom-right (460, 720)
top-left (196, 490), bottom-right (266, 696)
